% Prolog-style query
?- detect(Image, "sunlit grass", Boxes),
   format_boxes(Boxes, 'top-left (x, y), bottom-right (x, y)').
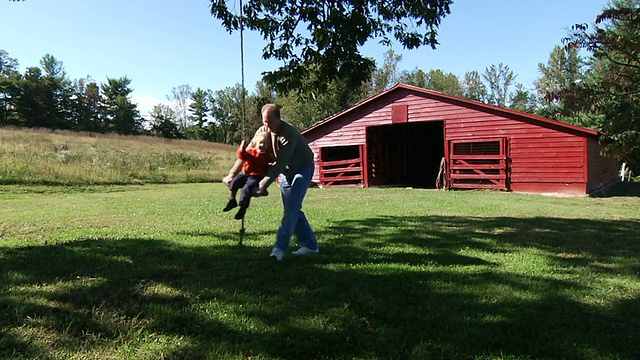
top-left (0, 127), bottom-right (237, 185)
top-left (1, 184), bottom-right (639, 359)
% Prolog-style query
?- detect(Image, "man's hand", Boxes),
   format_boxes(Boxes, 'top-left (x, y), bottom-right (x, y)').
top-left (252, 187), bottom-right (269, 197)
top-left (255, 177), bottom-right (269, 196)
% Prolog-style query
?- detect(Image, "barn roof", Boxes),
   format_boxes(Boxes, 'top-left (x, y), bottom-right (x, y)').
top-left (301, 83), bottom-right (600, 138)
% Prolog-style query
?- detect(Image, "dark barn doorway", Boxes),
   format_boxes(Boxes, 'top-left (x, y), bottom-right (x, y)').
top-left (366, 121), bottom-right (444, 188)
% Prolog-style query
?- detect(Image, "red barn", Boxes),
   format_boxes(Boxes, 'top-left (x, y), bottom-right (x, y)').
top-left (301, 83), bottom-right (619, 195)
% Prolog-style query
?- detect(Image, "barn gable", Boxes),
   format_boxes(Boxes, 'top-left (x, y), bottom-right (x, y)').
top-left (302, 83), bottom-right (619, 195)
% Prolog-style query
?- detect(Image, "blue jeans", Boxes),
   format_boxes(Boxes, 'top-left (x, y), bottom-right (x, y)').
top-left (274, 165), bottom-right (318, 251)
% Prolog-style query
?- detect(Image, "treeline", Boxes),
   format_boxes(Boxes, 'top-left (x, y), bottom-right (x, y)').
top-left (0, 53), bottom-right (142, 135)
top-left (0, 49), bottom-right (554, 143)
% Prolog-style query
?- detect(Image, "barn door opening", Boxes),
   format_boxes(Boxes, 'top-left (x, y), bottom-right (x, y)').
top-left (366, 121), bottom-right (444, 188)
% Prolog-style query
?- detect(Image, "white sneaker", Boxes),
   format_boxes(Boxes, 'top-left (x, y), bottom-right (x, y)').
top-left (270, 247), bottom-right (284, 262)
top-left (292, 246), bottom-right (320, 256)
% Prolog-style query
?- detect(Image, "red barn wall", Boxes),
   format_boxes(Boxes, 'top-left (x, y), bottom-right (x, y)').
top-left (306, 96), bottom-right (398, 184)
top-left (416, 94), bottom-right (590, 194)
top-left (305, 88), bottom-right (611, 195)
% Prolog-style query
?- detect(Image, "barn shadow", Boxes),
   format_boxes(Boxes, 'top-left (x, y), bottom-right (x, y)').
top-left (1, 215), bottom-right (639, 359)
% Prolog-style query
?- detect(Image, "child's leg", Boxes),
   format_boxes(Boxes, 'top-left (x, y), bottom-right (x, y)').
top-left (238, 176), bottom-right (261, 208)
top-left (224, 174), bottom-right (248, 212)
top-left (235, 176), bottom-right (261, 219)
top-left (229, 174), bottom-right (249, 194)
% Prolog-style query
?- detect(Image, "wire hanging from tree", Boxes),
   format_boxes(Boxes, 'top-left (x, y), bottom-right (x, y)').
top-left (239, 0), bottom-right (247, 142)
top-left (239, 0), bottom-right (247, 245)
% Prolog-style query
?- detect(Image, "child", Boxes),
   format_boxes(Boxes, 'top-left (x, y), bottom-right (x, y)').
top-left (223, 131), bottom-right (274, 220)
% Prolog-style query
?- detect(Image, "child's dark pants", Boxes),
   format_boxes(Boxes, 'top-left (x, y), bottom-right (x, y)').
top-left (229, 174), bottom-right (263, 208)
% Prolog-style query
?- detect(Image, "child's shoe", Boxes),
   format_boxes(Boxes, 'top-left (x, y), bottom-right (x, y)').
top-left (234, 206), bottom-right (247, 220)
top-left (223, 198), bottom-right (237, 212)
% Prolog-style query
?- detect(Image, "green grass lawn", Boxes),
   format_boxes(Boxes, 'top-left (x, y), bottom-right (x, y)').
top-left (1, 184), bottom-right (639, 359)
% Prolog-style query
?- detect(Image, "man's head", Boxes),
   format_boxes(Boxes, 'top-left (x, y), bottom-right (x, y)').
top-left (261, 104), bottom-right (281, 132)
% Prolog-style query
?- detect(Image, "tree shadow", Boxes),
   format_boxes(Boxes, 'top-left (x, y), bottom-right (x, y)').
top-left (177, 228), bottom-right (274, 245)
top-left (320, 215), bottom-right (640, 276)
top-left (1, 214), bottom-right (639, 359)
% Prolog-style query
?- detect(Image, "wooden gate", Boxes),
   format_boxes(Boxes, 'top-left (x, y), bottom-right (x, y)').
top-left (318, 145), bottom-right (364, 187)
top-left (448, 138), bottom-right (508, 190)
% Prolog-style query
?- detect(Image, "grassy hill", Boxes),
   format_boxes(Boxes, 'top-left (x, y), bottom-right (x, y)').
top-left (0, 127), bottom-right (238, 186)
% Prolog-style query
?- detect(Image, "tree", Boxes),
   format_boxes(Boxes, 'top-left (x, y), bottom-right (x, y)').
top-left (14, 67), bottom-right (48, 128)
top-left (509, 84), bottom-right (538, 113)
top-left (535, 45), bottom-right (585, 123)
top-left (101, 76), bottom-right (142, 135)
top-left (365, 49), bottom-right (403, 96)
top-left (210, 84), bottom-right (247, 144)
top-left (279, 78), bottom-right (363, 130)
top-left (149, 104), bottom-right (182, 139)
top-left (398, 68), bottom-right (428, 89)
top-left (0, 50), bottom-right (19, 76)
top-left (483, 63), bottom-right (516, 107)
top-left (0, 50), bottom-right (20, 125)
top-left (188, 87), bottom-right (212, 140)
top-left (536, 46), bottom-right (584, 106)
top-left (70, 77), bottom-right (103, 132)
top-left (399, 68), bottom-right (462, 96)
top-left (210, 0), bottom-right (452, 94)
top-left (461, 70), bottom-right (487, 102)
top-left (10, 55), bottom-right (73, 129)
top-left (562, 0), bottom-right (640, 168)
top-left (39, 54), bottom-right (73, 129)
top-left (167, 84), bottom-right (192, 133)
top-left (425, 69), bottom-right (462, 96)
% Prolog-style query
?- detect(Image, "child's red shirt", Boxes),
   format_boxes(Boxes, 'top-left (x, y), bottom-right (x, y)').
top-left (238, 147), bottom-right (273, 177)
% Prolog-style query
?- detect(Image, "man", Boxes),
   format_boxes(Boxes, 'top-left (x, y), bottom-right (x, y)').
top-left (223, 104), bottom-right (319, 261)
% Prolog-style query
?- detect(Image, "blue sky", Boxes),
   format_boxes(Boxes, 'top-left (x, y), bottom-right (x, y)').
top-left (1, 0), bottom-right (609, 115)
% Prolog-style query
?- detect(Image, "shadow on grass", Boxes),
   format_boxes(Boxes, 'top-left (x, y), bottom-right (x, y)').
top-left (592, 181), bottom-right (640, 197)
top-left (177, 228), bottom-right (274, 245)
top-left (1, 215), bottom-right (639, 359)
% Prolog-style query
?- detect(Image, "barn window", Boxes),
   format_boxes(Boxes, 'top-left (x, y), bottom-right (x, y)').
top-left (453, 141), bottom-right (501, 155)
top-left (449, 138), bottom-right (507, 190)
